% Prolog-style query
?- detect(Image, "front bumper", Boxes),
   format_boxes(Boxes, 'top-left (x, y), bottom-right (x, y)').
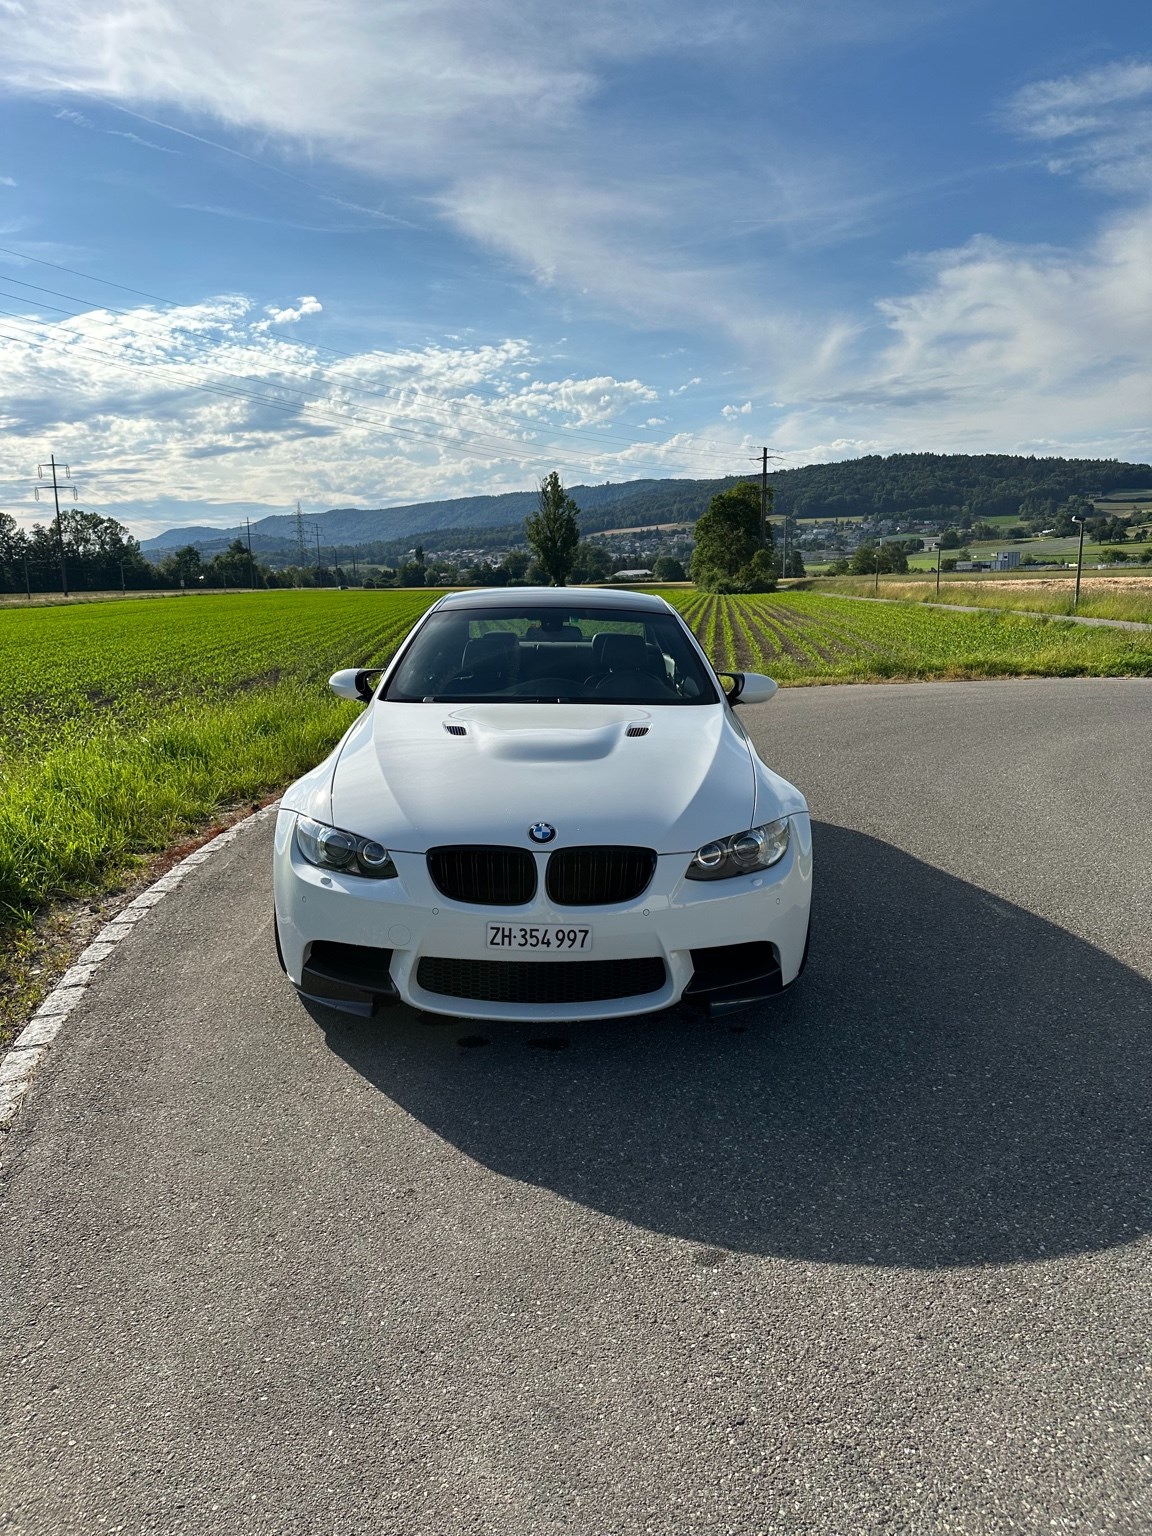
top-left (273, 808), bottom-right (813, 1021)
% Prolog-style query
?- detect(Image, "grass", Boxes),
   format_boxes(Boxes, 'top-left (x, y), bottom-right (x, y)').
top-left (810, 574), bottom-right (1152, 625)
top-left (0, 590), bottom-right (440, 917)
top-left (901, 537), bottom-right (1148, 570)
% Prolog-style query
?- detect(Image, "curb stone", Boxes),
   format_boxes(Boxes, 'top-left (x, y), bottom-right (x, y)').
top-left (0, 804), bottom-right (280, 1135)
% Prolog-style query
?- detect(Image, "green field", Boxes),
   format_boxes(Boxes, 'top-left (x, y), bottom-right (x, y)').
top-left (3, 585), bottom-right (1152, 975)
top-left (0, 591), bottom-right (438, 923)
top-left (812, 573), bottom-right (1152, 624)
top-left (661, 590), bottom-right (1152, 680)
top-left (902, 536), bottom-right (1147, 570)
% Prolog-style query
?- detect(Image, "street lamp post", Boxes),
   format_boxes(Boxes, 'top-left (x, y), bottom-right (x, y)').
top-left (1072, 516), bottom-right (1087, 611)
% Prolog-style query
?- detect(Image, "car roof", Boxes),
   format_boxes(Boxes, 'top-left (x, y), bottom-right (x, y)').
top-left (432, 585), bottom-right (672, 614)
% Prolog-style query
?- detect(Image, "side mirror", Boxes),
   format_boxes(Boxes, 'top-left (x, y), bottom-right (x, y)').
top-left (329, 667), bottom-right (380, 702)
top-left (718, 671), bottom-right (778, 705)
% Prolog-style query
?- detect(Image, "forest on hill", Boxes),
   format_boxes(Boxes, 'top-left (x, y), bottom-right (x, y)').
top-left (137, 453), bottom-right (1152, 564)
top-left (578, 453), bottom-right (1152, 531)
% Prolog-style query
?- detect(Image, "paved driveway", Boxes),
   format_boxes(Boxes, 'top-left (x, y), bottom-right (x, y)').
top-left (2, 679), bottom-right (1150, 1534)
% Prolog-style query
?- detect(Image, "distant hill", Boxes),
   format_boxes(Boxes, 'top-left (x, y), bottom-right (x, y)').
top-left (139, 454), bottom-right (1152, 562)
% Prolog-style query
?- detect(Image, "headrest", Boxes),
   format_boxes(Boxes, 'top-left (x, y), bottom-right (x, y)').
top-left (463, 631), bottom-right (517, 669)
top-left (595, 633), bottom-right (648, 672)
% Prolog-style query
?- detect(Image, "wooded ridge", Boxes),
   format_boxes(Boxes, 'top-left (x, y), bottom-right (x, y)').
top-left (139, 453), bottom-right (1152, 559)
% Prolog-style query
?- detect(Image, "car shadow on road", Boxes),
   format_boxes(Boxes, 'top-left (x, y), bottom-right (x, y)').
top-left (308, 821), bottom-right (1152, 1268)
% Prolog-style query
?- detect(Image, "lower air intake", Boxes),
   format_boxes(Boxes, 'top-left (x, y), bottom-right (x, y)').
top-left (416, 955), bottom-right (667, 1005)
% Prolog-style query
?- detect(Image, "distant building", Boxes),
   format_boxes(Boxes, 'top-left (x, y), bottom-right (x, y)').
top-left (611, 568), bottom-right (654, 580)
top-left (991, 550), bottom-right (1021, 570)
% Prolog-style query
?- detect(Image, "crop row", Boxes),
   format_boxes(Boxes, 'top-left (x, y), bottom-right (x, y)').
top-left (658, 590), bottom-right (1152, 683)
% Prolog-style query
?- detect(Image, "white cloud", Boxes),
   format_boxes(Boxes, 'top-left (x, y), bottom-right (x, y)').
top-left (253, 295), bottom-right (323, 330)
top-left (768, 207), bottom-right (1152, 462)
top-left (0, 293), bottom-right (728, 530)
top-left (722, 401), bottom-right (752, 420)
top-left (1005, 58), bottom-right (1152, 192)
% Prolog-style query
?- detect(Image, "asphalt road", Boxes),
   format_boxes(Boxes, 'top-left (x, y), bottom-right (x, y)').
top-left (2, 678), bottom-right (1150, 1536)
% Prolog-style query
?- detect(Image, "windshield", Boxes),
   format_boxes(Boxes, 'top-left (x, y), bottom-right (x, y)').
top-left (383, 605), bottom-right (719, 705)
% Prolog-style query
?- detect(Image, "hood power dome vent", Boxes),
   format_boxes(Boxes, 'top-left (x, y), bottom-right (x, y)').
top-left (443, 723), bottom-right (468, 736)
top-left (626, 725), bottom-right (649, 738)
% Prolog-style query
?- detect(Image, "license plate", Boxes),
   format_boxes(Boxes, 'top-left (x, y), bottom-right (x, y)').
top-left (486, 923), bottom-right (592, 952)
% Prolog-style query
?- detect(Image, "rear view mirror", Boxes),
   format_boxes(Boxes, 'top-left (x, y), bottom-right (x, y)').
top-left (329, 668), bottom-right (380, 702)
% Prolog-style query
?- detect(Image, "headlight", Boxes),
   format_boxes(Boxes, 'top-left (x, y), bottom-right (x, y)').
top-left (686, 817), bottom-right (790, 881)
top-left (294, 816), bottom-right (398, 879)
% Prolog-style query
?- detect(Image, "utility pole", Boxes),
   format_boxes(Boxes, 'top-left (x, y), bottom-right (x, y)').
top-left (936, 538), bottom-right (942, 597)
top-left (751, 447), bottom-right (786, 575)
top-left (245, 517), bottom-right (257, 590)
top-left (314, 525), bottom-right (322, 582)
top-left (295, 500), bottom-right (307, 568)
top-left (36, 455), bottom-right (77, 597)
top-left (1073, 516), bottom-right (1087, 611)
top-left (759, 447), bottom-right (769, 546)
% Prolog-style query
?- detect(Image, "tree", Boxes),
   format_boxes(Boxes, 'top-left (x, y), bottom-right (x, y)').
top-left (569, 540), bottom-right (613, 584)
top-left (207, 539), bottom-right (255, 588)
top-left (690, 481), bottom-right (776, 593)
top-left (850, 542), bottom-right (909, 576)
top-left (158, 545), bottom-right (204, 587)
top-left (0, 513), bottom-right (28, 594)
top-left (652, 555), bottom-right (687, 582)
top-left (524, 472), bottom-right (581, 585)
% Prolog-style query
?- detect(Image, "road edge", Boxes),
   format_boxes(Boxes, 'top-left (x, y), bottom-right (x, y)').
top-left (0, 803), bottom-right (280, 1134)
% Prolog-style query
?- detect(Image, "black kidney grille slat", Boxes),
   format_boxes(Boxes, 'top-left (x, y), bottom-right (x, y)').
top-left (416, 956), bottom-right (666, 1004)
top-left (426, 846), bottom-right (536, 905)
top-left (545, 846), bottom-right (656, 906)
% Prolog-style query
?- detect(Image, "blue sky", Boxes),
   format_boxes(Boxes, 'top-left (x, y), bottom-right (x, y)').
top-left (0, 0), bottom-right (1149, 536)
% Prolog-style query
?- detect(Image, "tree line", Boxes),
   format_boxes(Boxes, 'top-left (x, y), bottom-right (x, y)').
top-left (522, 473), bottom-right (796, 593)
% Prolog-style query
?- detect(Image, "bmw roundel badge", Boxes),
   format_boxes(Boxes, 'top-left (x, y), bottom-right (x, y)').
top-left (528, 822), bottom-right (557, 844)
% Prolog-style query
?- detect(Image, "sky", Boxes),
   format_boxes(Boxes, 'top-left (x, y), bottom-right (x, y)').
top-left (0, 0), bottom-right (1149, 537)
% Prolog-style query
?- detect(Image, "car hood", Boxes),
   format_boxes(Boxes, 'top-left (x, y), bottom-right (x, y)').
top-left (319, 701), bottom-right (776, 855)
